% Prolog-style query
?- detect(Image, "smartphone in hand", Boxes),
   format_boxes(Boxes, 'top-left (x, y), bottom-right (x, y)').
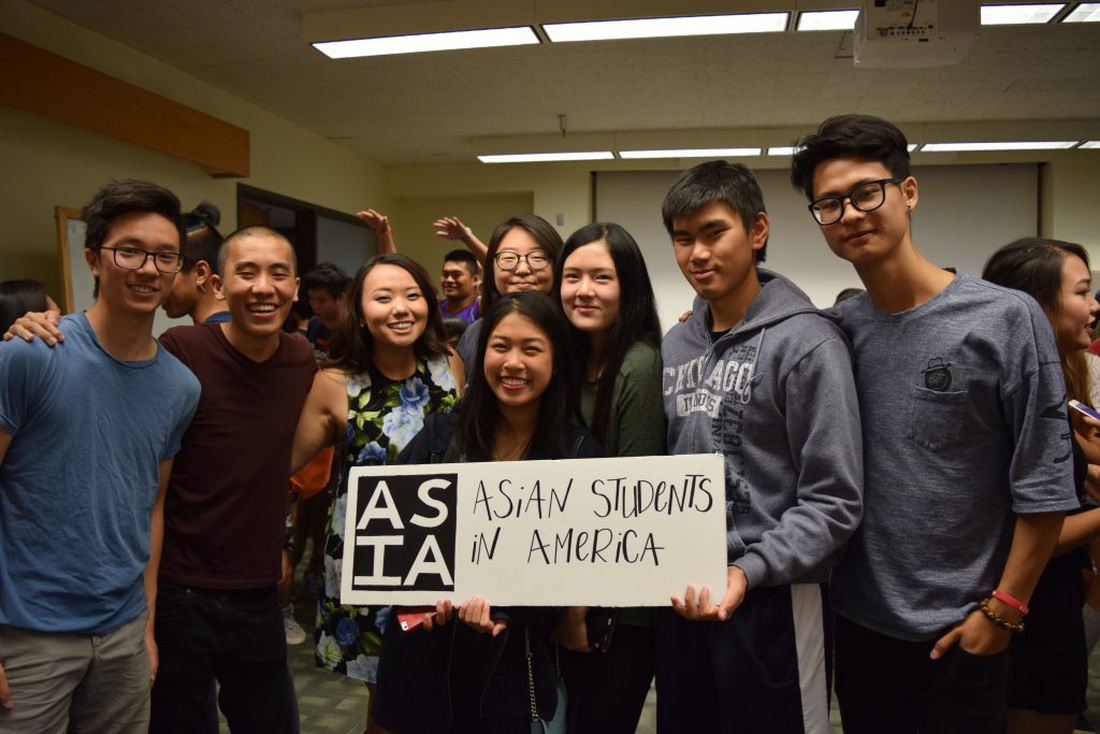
top-left (1069, 399), bottom-right (1100, 421)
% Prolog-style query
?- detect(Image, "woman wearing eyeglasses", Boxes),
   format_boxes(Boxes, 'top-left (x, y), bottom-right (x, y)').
top-left (454, 214), bottom-right (563, 374)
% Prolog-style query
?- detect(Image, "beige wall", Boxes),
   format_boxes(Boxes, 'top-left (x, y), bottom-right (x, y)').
top-left (1, 0), bottom-right (388, 298)
top-left (389, 192), bottom-right (534, 277)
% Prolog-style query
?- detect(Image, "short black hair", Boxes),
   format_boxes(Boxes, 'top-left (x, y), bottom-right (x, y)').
top-left (83, 179), bottom-right (184, 253)
top-left (303, 261), bottom-right (351, 298)
top-left (217, 226), bottom-right (297, 276)
top-left (82, 179), bottom-right (184, 299)
top-left (181, 202), bottom-right (223, 272)
top-left (661, 161), bottom-right (768, 263)
top-left (442, 249), bottom-right (480, 276)
top-left (791, 114), bottom-right (912, 201)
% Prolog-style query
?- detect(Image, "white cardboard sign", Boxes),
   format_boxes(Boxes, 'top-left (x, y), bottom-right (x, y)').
top-left (339, 453), bottom-right (727, 606)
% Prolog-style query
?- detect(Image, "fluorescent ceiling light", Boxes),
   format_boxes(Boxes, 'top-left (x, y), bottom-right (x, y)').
top-left (767, 146), bottom-right (801, 156)
top-left (1079, 141), bottom-right (1100, 148)
top-left (907, 144), bottom-right (919, 152)
top-left (980, 4), bottom-right (1064, 25)
top-left (619, 147), bottom-right (762, 159)
top-left (796, 10), bottom-right (860, 31)
top-left (1064, 2), bottom-right (1100, 21)
top-left (313, 26), bottom-right (539, 58)
top-left (478, 151), bottom-right (615, 163)
top-left (543, 13), bottom-right (788, 43)
top-left (921, 141), bottom-right (1078, 152)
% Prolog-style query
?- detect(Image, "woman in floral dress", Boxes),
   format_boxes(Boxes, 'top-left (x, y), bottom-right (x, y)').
top-left (292, 253), bottom-right (463, 733)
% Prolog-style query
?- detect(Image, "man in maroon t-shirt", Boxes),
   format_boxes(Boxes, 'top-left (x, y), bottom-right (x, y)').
top-left (151, 227), bottom-right (315, 734)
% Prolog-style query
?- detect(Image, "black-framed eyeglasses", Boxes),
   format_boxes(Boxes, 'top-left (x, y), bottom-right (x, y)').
top-left (808, 178), bottom-right (902, 226)
top-left (494, 250), bottom-right (551, 272)
top-left (99, 246), bottom-right (185, 274)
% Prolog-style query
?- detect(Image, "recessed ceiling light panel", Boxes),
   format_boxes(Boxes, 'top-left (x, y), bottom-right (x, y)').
top-left (921, 141), bottom-right (1078, 152)
top-left (796, 9), bottom-right (860, 31)
top-left (478, 151), bottom-right (615, 163)
top-left (314, 26), bottom-right (539, 58)
top-left (543, 13), bottom-right (789, 43)
top-left (1064, 2), bottom-right (1100, 21)
top-left (980, 3), bottom-right (1065, 25)
top-left (619, 148), bottom-right (762, 159)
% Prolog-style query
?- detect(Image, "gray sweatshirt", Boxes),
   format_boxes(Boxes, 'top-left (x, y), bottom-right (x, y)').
top-left (661, 269), bottom-right (863, 588)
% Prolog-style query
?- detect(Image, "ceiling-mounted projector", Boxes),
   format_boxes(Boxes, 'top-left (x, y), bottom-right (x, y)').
top-left (854, 0), bottom-right (980, 68)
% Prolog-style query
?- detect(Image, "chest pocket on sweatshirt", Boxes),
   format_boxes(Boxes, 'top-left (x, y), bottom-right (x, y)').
top-left (907, 385), bottom-right (970, 451)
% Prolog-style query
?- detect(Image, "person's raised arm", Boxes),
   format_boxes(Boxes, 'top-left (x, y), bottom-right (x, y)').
top-left (355, 209), bottom-right (395, 254)
top-left (433, 217), bottom-right (488, 269)
top-left (3, 309), bottom-right (63, 345)
top-left (291, 369), bottom-right (346, 474)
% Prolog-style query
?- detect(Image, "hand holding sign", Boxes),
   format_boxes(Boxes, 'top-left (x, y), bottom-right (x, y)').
top-left (672, 565), bottom-right (748, 622)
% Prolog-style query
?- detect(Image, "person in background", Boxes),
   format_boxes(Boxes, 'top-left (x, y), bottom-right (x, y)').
top-left (373, 290), bottom-right (602, 733)
top-left (439, 249), bottom-right (482, 324)
top-left (455, 214), bottom-right (563, 374)
top-left (0, 180), bottom-right (200, 732)
top-left (303, 262), bottom-right (351, 358)
top-left (288, 261), bottom-right (354, 639)
top-left (0, 279), bottom-right (55, 334)
top-left (163, 202), bottom-right (228, 324)
top-left (292, 252), bottom-right (462, 734)
top-left (982, 237), bottom-right (1100, 734)
top-left (552, 222), bottom-right (665, 733)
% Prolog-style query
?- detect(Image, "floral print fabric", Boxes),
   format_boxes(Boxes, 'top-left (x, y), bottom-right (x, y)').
top-left (314, 355), bottom-right (458, 683)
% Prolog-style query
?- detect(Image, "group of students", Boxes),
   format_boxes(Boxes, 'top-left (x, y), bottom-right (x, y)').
top-left (0, 111), bottom-right (1096, 734)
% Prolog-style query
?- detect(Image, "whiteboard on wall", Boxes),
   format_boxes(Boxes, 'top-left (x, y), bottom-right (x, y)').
top-left (317, 214), bottom-right (374, 278)
top-left (594, 164), bottom-right (1040, 332)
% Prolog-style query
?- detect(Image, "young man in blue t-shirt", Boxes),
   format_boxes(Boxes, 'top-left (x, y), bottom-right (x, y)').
top-left (791, 114), bottom-right (1077, 733)
top-left (0, 180), bottom-right (200, 732)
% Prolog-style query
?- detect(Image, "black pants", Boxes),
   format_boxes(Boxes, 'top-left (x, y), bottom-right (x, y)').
top-left (561, 623), bottom-right (655, 734)
top-left (150, 583), bottom-right (297, 734)
top-left (835, 616), bottom-right (1008, 734)
top-left (654, 584), bottom-right (830, 733)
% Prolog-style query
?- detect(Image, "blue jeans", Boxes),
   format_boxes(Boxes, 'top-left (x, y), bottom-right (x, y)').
top-left (150, 583), bottom-right (298, 734)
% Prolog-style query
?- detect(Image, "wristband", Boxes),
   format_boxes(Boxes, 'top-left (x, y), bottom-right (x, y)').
top-left (991, 589), bottom-right (1029, 616)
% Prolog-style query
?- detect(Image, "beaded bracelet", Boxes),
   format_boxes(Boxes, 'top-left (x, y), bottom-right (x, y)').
top-left (978, 597), bottom-right (1025, 634)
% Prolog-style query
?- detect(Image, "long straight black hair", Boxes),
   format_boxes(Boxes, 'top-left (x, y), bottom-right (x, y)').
top-left (555, 223), bottom-right (662, 450)
top-left (448, 291), bottom-right (577, 462)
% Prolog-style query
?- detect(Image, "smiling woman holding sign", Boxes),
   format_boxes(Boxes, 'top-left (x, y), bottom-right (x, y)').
top-left (292, 253), bottom-right (462, 734)
top-left (373, 291), bottom-right (603, 734)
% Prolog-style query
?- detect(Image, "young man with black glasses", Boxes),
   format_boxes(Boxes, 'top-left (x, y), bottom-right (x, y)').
top-left (791, 114), bottom-right (1077, 733)
top-left (0, 180), bottom-right (200, 732)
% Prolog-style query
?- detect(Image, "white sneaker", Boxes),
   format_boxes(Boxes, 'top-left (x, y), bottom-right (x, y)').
top-left (283, 604), bottom-right (307, 645)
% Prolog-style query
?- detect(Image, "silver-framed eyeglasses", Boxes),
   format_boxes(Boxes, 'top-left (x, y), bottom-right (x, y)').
top-left (494, 249), bottom-right (551, 272)
top-left (808, 178), bottom-right (902, 226)
top-left (99, 246), bottom-right (185, 274)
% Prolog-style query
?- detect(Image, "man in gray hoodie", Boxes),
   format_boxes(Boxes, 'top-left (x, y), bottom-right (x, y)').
top-left (657, 160), bottom-right (863, 733)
